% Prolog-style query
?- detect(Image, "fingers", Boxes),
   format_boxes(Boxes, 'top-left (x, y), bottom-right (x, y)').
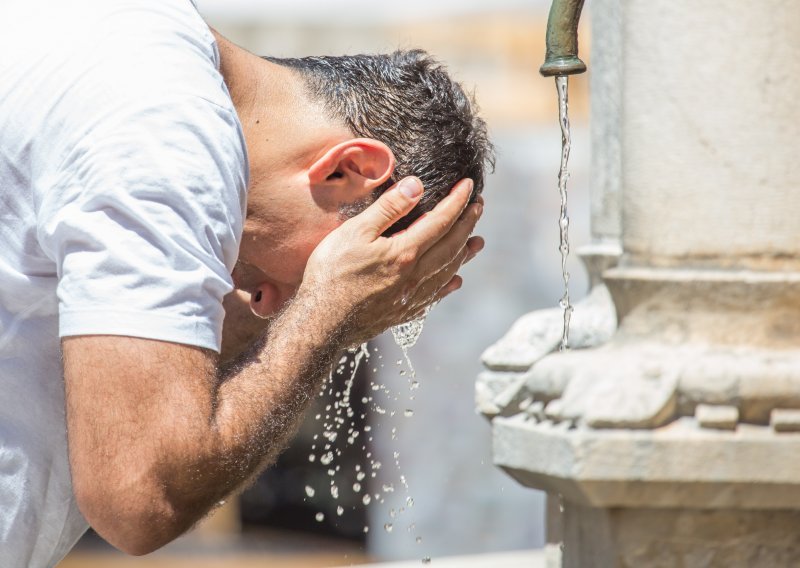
top-left (396, 178), bottom-right (473, 255)
top-left (402, 274), bottom-right (464, 322)
top-left (355, 177), bottom-right (423, 238)
top-left (413, 200), bottom-right (482, 281)
top-left (400, 238), bottom-right (469, 314)
top-left (464, 236), bottom-right (485, 265)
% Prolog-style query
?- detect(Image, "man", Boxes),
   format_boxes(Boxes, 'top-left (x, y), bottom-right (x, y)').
top-left (0, 0), bottom-right (491, 564)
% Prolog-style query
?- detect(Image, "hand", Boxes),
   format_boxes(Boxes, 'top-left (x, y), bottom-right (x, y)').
top-left (299, 176), bottom-right (484, 345)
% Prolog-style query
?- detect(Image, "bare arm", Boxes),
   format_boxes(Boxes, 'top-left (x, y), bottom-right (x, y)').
top-left (63, 178), bottom-right (482, 555)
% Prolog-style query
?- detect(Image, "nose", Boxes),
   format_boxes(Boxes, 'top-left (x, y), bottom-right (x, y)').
top-left (249, 281), bottom-right (282, 319)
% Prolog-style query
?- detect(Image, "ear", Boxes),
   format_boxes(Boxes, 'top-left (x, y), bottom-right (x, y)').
top-left (307, 138), bottom-right (395, 198)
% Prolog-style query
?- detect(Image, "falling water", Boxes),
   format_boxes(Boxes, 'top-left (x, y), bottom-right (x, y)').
top-left (305, 301), bottom-right (433, 558)
top-left (555, 75), bottom-right (573, 351)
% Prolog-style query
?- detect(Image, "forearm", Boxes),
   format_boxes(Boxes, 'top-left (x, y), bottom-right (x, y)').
top-left (216, 289), bottom-right (346, 481)
top-left (156, 289), bottom-right (349, 539)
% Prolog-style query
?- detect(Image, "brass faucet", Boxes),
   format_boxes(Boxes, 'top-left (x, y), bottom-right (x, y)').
top-left (540, 0), bottom-right (587, 77)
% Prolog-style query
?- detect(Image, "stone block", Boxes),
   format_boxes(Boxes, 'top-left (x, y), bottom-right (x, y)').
top-left (695, 404), bottom-right (738, 431)
top-left (771, 409), bottom-right (800, 433)
top-left (561, 503), bottom-right (800, 568)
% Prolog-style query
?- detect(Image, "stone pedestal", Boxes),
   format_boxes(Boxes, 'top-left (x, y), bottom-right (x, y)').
top-left (481, 0), bottom-right (800, 565)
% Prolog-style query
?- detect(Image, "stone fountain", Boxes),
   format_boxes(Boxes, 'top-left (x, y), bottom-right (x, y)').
top-left (478, 0), bottom-right (800, 565)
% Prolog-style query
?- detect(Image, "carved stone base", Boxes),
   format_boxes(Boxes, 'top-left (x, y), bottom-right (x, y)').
top-left (494, 418), bottom-right (800, 566)
top-left (494, 416), bottom-right (800, 509)
top-left (559, 503), bottom-right (800, 568)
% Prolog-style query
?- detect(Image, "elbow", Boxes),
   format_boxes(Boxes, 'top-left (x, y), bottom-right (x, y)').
top-left (73, 472), bottom-right (189, 556)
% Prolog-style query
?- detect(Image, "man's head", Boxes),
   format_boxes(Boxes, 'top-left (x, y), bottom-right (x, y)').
top-left (221, 39), bottom-right (493, 317)
top-left (264, 50), bottom-right (493, 234)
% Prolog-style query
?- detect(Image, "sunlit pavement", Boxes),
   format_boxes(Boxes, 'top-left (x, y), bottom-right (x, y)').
top-left (59, 527), bottom-right (372, 567)
top-left (60, 548), bottom-right (545, 567)
top-left (360, 549), bottom-right (546, 567)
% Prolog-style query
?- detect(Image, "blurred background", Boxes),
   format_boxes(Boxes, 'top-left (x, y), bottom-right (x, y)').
top-left (61, 0), bottom-right (591, 565)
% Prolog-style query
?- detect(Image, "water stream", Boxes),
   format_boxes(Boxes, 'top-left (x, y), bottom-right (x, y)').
top-left (555, 75), bottom-right (573, 351)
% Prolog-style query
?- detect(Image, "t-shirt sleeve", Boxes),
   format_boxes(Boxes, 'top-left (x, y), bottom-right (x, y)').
top-left (36, 94), bottom-right (247, 353)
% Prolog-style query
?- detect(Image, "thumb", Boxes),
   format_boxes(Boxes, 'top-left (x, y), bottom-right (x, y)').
top-left (356, 177), bottom-right (423, 237)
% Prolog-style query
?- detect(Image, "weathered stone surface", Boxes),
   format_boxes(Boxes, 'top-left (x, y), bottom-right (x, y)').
top-left (621, 0), bottom-right (800, 262)
top-left (493, 416), bottom-right (800, 509)
top-left (561, 347), bottom-right (678, 429)
top-left (561, 503), bottom-right (800, 568)
top-left (518, 338), bottom-right (800, 429)
top-left (475, 371), bottom-right (526, 419)
top-left (695, 404), bottom-right (738, 431)
top-left (480, 254), bottom-right (619, 374)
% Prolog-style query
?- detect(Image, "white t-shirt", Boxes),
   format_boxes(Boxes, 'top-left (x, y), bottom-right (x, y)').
top-left (0, 0), bottom-right (247, 565)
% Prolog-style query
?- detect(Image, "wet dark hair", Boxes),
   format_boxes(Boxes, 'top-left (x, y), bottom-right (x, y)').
top-left (263, 50), bottom-right (494, 234)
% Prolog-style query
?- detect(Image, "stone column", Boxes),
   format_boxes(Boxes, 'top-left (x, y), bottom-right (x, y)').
top-left (485, 0), bottom-right (800, 566)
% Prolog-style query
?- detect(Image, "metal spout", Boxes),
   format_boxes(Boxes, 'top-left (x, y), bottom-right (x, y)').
top-left (540, 0), bottom-right (587, 77)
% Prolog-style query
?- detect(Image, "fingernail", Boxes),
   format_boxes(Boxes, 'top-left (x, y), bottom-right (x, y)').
top-left (398, 177), bottom-right (422, 199)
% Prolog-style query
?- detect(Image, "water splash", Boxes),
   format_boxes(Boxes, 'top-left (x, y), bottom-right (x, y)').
top-left (555, 75), bottom-right (574, 351)
top-left (391, 303), bottom-right (434, 373)
top-left (305, 305), bottom-right (431, 544)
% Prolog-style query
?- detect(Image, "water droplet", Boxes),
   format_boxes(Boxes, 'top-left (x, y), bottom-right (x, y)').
top-left (384, 523), bottom-right (393, 533)
top-left (417, 537), bottom-right (423, 544)
top-left (382, 483), bottom-right (395, 493)
top-left (331, 485), bottom-right (339, 499)
top-left (337, 506), bottom-right (344, 516)
top-left (315, 512), bottom-right (324, 522)
top-left (353, 482), bottom-right (361, 492)
top-left (308, 454), bottom-right (316, 463)
top-left (305, 486), bottom-right (315, 498)
top-left (362, 494), bottom-right (372, 505)
top-left (422, 556), bottom-right (431, 563)
top-left (404, 409), bottom-right (414, 417)
top-left (363, 525), bottom-right (369, 533)
top-left (407, 497), bottom-right (414, 507)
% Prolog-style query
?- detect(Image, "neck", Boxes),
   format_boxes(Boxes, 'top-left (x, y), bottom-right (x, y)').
top-left (212, 31), bottom-right (354, 189)
top-left (212, 30), bottom-right (296, 188)
top-left (214, 30), bottom-right (267, 135)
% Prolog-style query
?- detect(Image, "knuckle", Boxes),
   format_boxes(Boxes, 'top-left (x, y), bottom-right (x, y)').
top-left (379, 196), bottom-right (406, 220)
top-left (395, 250), bottom-right (417, 270)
